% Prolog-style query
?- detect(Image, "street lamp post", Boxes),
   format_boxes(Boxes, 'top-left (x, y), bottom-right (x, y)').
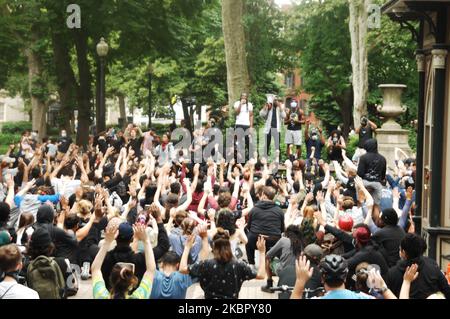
top-left (96, 37), bottom-right (109, 133)
top-left (147, 63), bottom-right (153, 129)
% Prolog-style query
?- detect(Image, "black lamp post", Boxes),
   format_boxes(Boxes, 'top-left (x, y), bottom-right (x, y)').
top-left (147, 63), bottom-right (153, 129)
top-left (96, 37), bottom-right (109, 133)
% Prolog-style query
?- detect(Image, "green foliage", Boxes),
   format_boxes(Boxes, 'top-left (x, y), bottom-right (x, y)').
top-left (408, 127), bottom-right (417, 152)
top-left (345, 134), bottom-right (360, 160)
top-left (1, 121), bottom-right (32, 134)
top-left (287, 0), bottom-right (352, 130)
top-left (0, 133), bottom-right (21, 146)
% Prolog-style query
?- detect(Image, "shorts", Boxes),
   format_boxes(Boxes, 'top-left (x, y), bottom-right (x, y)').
top-left (285, 129), bottom-right (302, 146)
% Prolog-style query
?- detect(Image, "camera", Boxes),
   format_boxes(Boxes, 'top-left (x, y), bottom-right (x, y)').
top-left (361, 117), bottom-right (368, 126)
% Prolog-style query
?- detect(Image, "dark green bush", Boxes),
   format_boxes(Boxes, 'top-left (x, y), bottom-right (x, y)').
top-left (1, 121), bottom-right (32, 134)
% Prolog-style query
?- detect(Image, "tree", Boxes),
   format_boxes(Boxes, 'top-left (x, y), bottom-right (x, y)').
top-left (287, 0), bottom-right (353, 136)
top-left (221, 0), bottom-right (250, 108)
top-left (348, 0), bottom-right (370, 128)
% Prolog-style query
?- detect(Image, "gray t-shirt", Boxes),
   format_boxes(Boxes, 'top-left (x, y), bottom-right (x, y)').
top-left (0, 281), bottom-right (39, 299)
top-left (266, 237), bottom-right (296, 273)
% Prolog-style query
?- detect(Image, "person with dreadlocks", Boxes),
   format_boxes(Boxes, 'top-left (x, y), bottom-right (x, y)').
top-left (261, 225), bottom-right (304, 293)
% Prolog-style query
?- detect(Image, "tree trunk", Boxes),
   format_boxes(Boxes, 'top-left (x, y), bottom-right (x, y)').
top-left (118, 94), bottom-right (126, 128)
top-left (349, 0), bottom-right (369, 128)
top-left (25, 35), bottom-right (47, 141)
top-left (74, 30), bottom-right (93, 148)
top-left (336, 88), bottom-right (354, 139)
top-left (51, 28), bottom-right (78, 134)
top-left (221, 0), bottom-right (251, 108)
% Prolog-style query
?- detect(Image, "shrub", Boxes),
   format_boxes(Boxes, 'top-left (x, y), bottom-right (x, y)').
top-left (0, 134), bottom-right (22, 154)
top-left (1, 121), bottom-right (32, 134)
top-left (346, 134), bottom-right (359, 160)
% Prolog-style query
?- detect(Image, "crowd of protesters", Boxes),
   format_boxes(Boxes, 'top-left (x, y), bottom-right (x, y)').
top-left (0, 93), bottom-right (449, 300)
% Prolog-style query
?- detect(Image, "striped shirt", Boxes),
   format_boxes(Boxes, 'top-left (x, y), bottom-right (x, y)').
top-left (93, 274), bottom-right (152, 299)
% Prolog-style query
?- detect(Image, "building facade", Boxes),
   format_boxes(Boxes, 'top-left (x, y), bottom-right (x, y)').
top-left (0, 90), bottom-right (30, 125)
top-left (382, 0), bottom-right (450, 271)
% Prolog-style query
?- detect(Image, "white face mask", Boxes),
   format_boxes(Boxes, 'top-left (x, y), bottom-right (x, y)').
top-left (61, 132), bottom-right (67, 137)
top-left (290, 102), bottom-right (297, 108)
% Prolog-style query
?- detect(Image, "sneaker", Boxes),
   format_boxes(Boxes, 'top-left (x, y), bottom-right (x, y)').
top-left (261, 281), bottom-right (274, 293)
top-left (81, 262), bottom-right (91, 280)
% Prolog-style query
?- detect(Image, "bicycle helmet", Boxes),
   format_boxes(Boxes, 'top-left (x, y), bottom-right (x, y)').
top-left (319, 254), bottom-right (348, 283)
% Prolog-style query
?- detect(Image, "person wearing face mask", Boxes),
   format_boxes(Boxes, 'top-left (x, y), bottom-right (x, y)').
top-left (57, 130), bottom-right (72, 154)
top-left (284, 100), bottom-right (304, 160)
top-left (327, 130), bottom-right (346, 163)
top-left (304, 119), bottom-right (325, 160)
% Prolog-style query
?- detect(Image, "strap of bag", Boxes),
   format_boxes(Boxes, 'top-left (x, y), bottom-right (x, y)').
top-left (0, 283), bottom-right (18, 299)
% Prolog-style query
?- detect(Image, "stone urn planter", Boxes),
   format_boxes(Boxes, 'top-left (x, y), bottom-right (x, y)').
top-left (376, 84), bottom-right (407, 130)
top-left (375, 84), bottom-right (413, 169)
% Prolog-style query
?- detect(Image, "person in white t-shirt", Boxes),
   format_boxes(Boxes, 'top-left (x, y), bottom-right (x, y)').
top-left (234, 93), bottom-right (254, 162)
top-left (0, 244), bottom-right (39, 299)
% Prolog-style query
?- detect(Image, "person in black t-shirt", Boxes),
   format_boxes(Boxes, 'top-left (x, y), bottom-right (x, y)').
top-left (180, 227), bottom-right (267, 299)
top-left (127, 128), bottom-right (144, 158)
top-left (57, 130), bottom-right (72, 154)
top-left (353, 116), bottom-right (377, 162)
top-left (284, 100), bottom-right (305, 160)
top-left (326, 130), bottom-right (346, 163)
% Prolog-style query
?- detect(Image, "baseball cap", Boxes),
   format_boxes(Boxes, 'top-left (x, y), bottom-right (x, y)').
top-left (0, 230), bottom-right (11, 247)
top-left (380, 208), bottom-right (398, 226)
top-left (353, 226), bottom-right (371, 245)
top-left (117, 222), bottom-right (134, 241)
top-left (304, 244), bottom-right (323, 260)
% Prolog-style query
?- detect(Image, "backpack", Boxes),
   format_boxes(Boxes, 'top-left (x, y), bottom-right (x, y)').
top-left (27, 256), bottom-right (66, 299)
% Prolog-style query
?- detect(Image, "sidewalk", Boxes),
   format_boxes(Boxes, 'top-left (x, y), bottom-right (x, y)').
top-left (70, 278), bottom-right (280, 299)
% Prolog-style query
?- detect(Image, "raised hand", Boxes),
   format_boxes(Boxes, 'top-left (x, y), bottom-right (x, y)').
top-left (316, 190), bottom-right (324, 204)
top-left (197, 224), bottom-right (208, 239)
top-left (256, 235), bottom-right (266, 253)
top-left (104, 225), bottom-right (118, 244)
top-left (133, 224), bottom-right (148, 242)
top-left (403, 264), bottom-right (419, 283)
top-left (295, 255), bottom-right (313, 283)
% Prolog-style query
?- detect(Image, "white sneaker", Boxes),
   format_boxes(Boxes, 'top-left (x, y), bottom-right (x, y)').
top-left (81, 262), bottom-right (91, 280)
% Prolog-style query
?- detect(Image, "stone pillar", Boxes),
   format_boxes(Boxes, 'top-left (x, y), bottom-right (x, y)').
top-left (375, 84), bottom-right (413, 170)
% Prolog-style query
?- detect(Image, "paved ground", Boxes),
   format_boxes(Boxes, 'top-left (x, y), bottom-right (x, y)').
top-left (70, 277), bottom-right (280, 299)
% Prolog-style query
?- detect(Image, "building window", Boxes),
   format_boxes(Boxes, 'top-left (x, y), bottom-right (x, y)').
top-left (285, 73), bottom-right (294, 89)
top-left (0, 103), bottom-right (5, 122)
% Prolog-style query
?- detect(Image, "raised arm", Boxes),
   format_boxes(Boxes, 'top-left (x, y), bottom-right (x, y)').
top-left (333, 160), bottom-right (349, 184)
top-left (91, 225), bottom-right (117, 279)
top-left (179, 234), bottom-right (196, 274)
top-left (176, 178), bottom-right (193, 212)
top-left (190, 163), bottom-right (200, 193)
top-left (134, 224), bottom-right (156, 281)
top-left (291, 256), bottom-right (314, 299)
top-left (342, 149), bottom-right (357, 171)
top-left (4, 174), bottom-right (15, 208)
